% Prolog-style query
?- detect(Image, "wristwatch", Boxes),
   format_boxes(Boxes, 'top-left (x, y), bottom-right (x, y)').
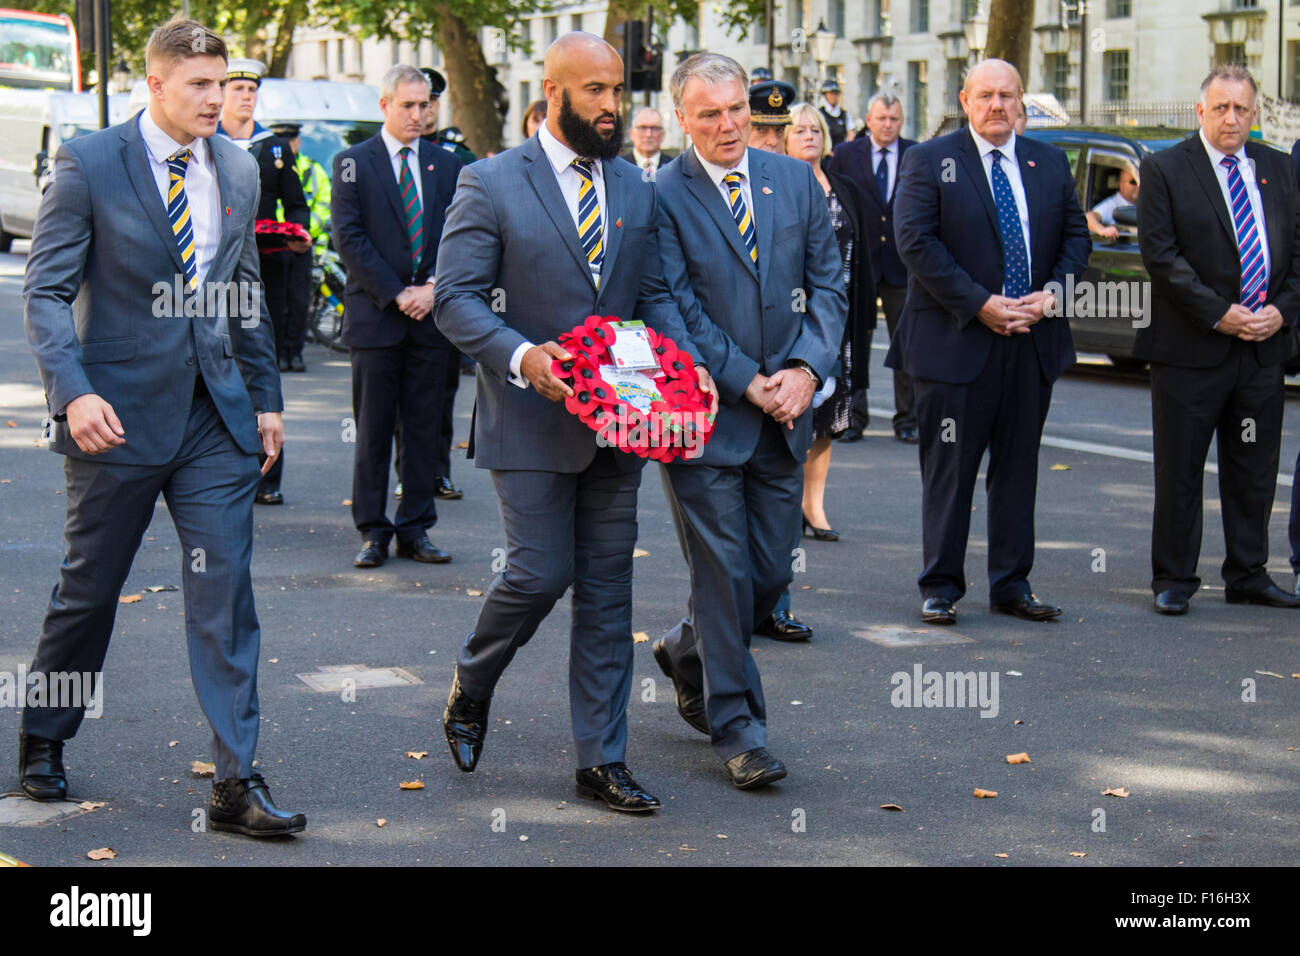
top-left (785, 358), bottom-right (821, 389)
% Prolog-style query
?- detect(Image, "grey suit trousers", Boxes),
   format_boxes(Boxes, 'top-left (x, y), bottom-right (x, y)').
top-left (22, 390), bottom-right (263, 780)
top-left (456, 449), bottom-right (641, 768)
top-left (660, 417), bottom-right (801, 760)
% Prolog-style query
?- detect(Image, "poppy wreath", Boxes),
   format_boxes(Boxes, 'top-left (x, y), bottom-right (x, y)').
top-left (550, 314), bottom-right (717, 462)
top-left (254, 219), bottom-right (310, 254)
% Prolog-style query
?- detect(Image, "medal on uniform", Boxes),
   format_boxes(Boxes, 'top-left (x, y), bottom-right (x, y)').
top-left (272, 144), bottom-right (284, 169)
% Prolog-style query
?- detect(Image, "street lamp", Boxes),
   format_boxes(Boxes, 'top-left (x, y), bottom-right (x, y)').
top-left (809, 18), bottom-right (836, 101)
top-left (963, 3), bottom-right (990, 66)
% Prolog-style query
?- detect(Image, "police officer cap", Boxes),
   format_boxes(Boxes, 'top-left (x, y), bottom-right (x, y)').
top-left (422, 68), bottom-right (447, 96)
top-left (750, 66), bottom-right (773, 83)
top-left (226, 58), bottom-right (267, 85)
top-left (437, 126), bottom-right (466, 145)
top-left (269, 122), bottom-right (301, 138)
top-left (820, 78), bottom-right (840, 93)
top-left (749, 80), bottom-right (796, 127)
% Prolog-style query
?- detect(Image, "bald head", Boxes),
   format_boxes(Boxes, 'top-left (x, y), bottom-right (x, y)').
top-left (543, 31), bottom-right (625, 160)
top-left (960, 58), bottom-right (1023, 147)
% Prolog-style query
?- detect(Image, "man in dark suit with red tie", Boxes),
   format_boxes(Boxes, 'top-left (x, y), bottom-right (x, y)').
top-left (1138, 65), bottom-right (1300, 614)
top-left (332, 64), bottom-right (463, 569)
top-left (829, 89), bottom-right (917, 442)
top-left (887, 59), bottom-right (1090, 627)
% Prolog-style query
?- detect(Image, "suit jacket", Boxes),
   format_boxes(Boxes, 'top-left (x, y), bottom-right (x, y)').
top-left (24, 109), bottom-right (281, 466)
top-left (828, 136), bottom-right (916, 287)
top-left (433, 135), bottom-right (700, 473)
top-left (655, 146), bottom-right (848, 466)
top-left (824, 163), bottom-right (878, 391)
top-left (331, 134), bottom-right (463, 349)
top-left (885, 128), bottom-right (1090, 386)
top-left (1136, 135), bottom-right (1300, 368)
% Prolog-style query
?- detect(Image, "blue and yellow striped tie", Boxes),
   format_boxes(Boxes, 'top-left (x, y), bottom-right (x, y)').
top-left (167, 149), bottom-right (198, 292)
top-left (571, 157), bottom-right (603, 288)
top-left (724, 171), bottom-right (757, 266)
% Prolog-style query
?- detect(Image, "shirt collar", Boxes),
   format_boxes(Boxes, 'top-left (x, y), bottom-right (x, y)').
top-left (381, 125), bottom-right (421, 159)
top-left (870, 136), bottom-right (895, 155)
top-left (970, 125), bottom-right (1017, 163)
top-left (696, 146), bottom-right (752, 191)
top-left (538, 122), bottom-right (601, 178)
top-left (632, 148), bottom-right (658, 167)
top-left (139, 108), bottom-right (209, 168)
top-left (1200, 128), bottom-right (1249, 172)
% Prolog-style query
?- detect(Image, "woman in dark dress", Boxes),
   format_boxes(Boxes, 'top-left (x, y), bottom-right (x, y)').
top-left (784, 103), bottom-right (877, 540)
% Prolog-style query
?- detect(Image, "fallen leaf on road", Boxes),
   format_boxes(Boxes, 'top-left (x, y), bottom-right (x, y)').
top-left (1050, 464), bottom-right (1071, 471)
top-left (995, 853), bottom-right (1009, 859)
top-left (1292, 674), bottom-right (1300, 679)
top-left (376, 819), bottom-right (387, 828)
top-left (5, 421), bottom-right (16, 428)
top-left (1102, 787), bottom-right (1130, 798)
top-left (399, 780), bottom-right (424, 790)
top-left (405, 751), bottom-right (428, 760)
top-left (1006, 670), bottom-right (1023, 677)
top-left (86, 848), bottom-right (116, 861)
top-left (1069, 851), bottom-right (1087, 858)
top-left (632, 548), bottom-right (650, 558)
top-left (466, 589), bottom-right (483, 596)
top-left (1255, 670), bottom-right (1287, 679)
top-left (1006, 752), bottom-right (1031, 765)
top-left (268, 658), bottom-right (279, 664)
top-left (973, 789), bottom-right (998, 798)
top-left (880, 804), bottom-right (904, 811)
top-left (716, 834), bottom-right (727, 839)
top-left (145, 585), bottom-right (179, 592)
top-left (1014, 719), bottom-right (1024, 725)
top-left (168, 741), bottom-right (178, 748)
top-left (118, 594), bottom-right (142, 604)
top-left (190, 761), bottom-right (215, 777)
top-left (632, 631), bottom-right (649, 643)
top-left (341, 499), bottom-right (352, 506)
top-left (77, 801), bottom-right (105, 811)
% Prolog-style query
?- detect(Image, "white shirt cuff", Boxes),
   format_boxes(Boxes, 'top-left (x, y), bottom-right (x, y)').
top-left (508, 341), bottom-right (535, 389)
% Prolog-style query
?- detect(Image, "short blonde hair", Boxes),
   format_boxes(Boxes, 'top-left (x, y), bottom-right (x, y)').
top-left (784, 102), bottom-right (832, 158)
top-left (145, 17), bottom-right (227, 75)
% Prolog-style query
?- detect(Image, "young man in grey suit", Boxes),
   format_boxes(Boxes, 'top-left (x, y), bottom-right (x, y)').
top-left (18, 18), bottom-right (304, 837)
top-left (652, 53), bottom-right (847, 790)
top-left (433, 32), bottom-right (711, 812)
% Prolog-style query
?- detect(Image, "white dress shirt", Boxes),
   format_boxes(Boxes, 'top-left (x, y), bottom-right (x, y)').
top-left (381, 125), bottom-right (424, 209)
top-left (870, 136), bottom-right (898, 201)
top-left (631, 148), bottom-right (660, 172)
top-left (507, 124), bottom-right (610, 387)
top-left (139, 109), bottom-right (221, 287)
top-left (696, 147), bottom-right (756, 231)
top-left (969, 126), bottom-right (1033, 291)
top-left (1199, 128), bottom-right (1271, 298)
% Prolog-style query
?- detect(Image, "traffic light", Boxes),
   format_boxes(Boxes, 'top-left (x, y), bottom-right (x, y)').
top-left (622, 20), bottom-right (662, 92)
top-left (76, 0), bottom-right (95, 53)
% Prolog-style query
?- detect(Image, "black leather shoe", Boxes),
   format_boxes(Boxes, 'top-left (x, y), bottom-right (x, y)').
top-left (651, 638), bottom-right (708, 735)
top-left (1154, 590), bottom-right (1189, 615)
top-left (395, 536), bottom-right (451, 564)
top-left (756, 609), bottom-right (813, 641)
top-left (895, 426), bottom-right (919, 444)
top-left (278, 354), bottom-right (290, 373)
top-left (921, 596), bottom-right (956, 625)
top-left (288, 353), bottom-right (306, 373)
top-left (1224, 581), bottom-right (1300, 608)
top-left (723, 747), bottom-right (787, 790)
top-left (435, 477), bottom-right (463, 500)
top-left (209, 772), bottom-right (306, 837)
top-left (802, 516), bottom-right (839, 542)
top-left (835, 426), bottom-right (864, 443)
top-left (18, 730), bottom-right (67, 802)
top-left (443, 673), bottom-right (490, 772)
top-left (354, 540), bottom-right (387, 568)
top-left (992, 593), bottom-right (1062, 621)
top-left (575, 762), bottom-right (661, 812)
top-left (254, 489), bottom-right (283, 506)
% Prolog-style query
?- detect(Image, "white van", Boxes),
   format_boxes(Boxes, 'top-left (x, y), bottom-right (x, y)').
top-left (0, 89), bottom-right (127, 251)
top-left (128, 77), bottom-right (382, 172)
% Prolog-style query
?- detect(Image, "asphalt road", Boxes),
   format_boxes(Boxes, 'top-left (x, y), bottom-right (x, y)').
top-left (1, 243), bottom-right (1297, 867)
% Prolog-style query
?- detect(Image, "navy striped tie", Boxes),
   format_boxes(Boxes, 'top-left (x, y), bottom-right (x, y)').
top-left (1220, 154), bottom-right (1266, 311)
top-left (723, 171), bottom-right (757, 265)
top-left (166, 149), bottom-right (198, 292)
top-left (571, 158), bottom-right (603, 288)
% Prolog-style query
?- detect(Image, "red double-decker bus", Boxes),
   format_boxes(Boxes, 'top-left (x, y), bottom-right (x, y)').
top-left (0, 8), bottom-right (80, 92)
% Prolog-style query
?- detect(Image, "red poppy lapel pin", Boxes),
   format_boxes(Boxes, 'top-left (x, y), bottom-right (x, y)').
top-left (616, 217), bottom-right (622, 228)
top-left (1027, 160), bottom-right (1035, 168)
top-left (427, 164), bottom-right (434, 171)
top-left (225, 205), bottom-right (231, 215)
top-left (762, 186), bottom-right (773, 194)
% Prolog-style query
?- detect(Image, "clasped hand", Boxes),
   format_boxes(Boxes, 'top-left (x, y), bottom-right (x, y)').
top-left (746, 369), bottom-right (816, 430)
top-left (1216, 303), bottom-right (1283, 342)
top-left (977, 291), bottom-right (1056, 336)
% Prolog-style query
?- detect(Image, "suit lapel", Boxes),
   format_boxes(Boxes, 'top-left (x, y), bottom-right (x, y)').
top-left (957, 131), bottom-right (1001, 238)
top-left (417, 140), bottom-right (444, 272)
top-left (681, 147), bottom-right (758, 281)
top-left (120, 115), bottom-right (186, 275)
top-left (1247, 144), bottom-right (1285, 294)
top-left (1184, 137), bottom-right (1238, 252)
top-left (596, 158), bottom-right (624, 303)
top-left (206, 135), bottom-right (239, 266)
top-left (751, 150), bottom-right (775, 287)
top-left (521, 135), bottom-right (596, 289)
top-left (1015, 141), bottom-right (1042, 272)
top-left (370, 136), bottom-right (408, 227)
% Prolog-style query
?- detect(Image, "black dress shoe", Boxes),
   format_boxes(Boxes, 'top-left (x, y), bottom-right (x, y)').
top-left (756, 609), bottom-right (813, 641)
top-left (802, 516), bottom-right (839, 542)
top-left (209, 772), bottom-right (306, 837)
top-left (278, 355), bottom-right (290, 373)
top-left (254, 489), bottom-right (283, 506)
top-left (575, 762), bottom-right (661, 812)
top-left (395, 536), bottom-right (452, 564)
top-left (1154, 590), bottom-right (1189, 615)
top-left (354, 540), bottom-right (387, 568)
top-left (1224, 581), bottom-right (1300, 608)
top-left (723, 748), bottom-right (787, 790)
top-left (921, 596), bottom-right (956, 625)
top-left (435, 477), bottom-right (463, 500)
top-left (835, 426), bottom-right (865, 443)
top-left (18, 730), bottom-right (67, 802)
top-left (895, 426), bottom-right (919, 444)
top-left (651, 638), bottom-right (709, 735)
top-left (992, 593), bottom-right (1062, 621)
top-left (443, 673), bottom-right (490, 772)
top-left (288, 353), bottom-right (306, 373)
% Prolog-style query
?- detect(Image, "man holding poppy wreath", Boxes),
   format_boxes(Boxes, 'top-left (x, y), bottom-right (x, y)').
top-left (433, 31), bottom-right (712, 812)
